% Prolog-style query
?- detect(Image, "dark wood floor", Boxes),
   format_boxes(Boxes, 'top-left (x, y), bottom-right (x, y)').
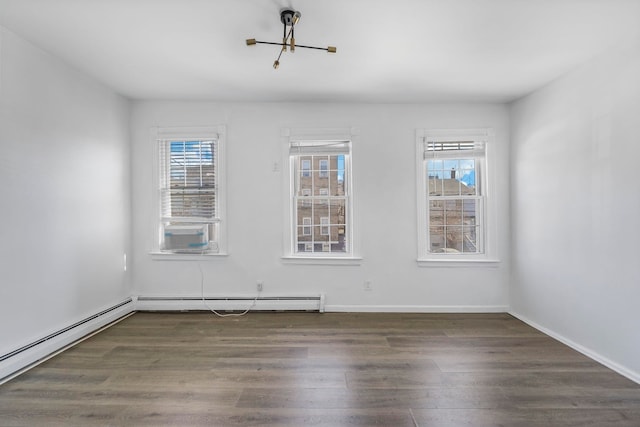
top-left (1, 312), bottom-right (639, 426)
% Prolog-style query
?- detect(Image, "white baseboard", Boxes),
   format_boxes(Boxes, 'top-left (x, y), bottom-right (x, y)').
top-left (325, 305), bottom-right (509, 313)
top-left (135, 294), bottom-right (325, 313)
top-left (509, 311), bottom-right (640, 385)
top-left (0, 298), bottom-right (135, 384)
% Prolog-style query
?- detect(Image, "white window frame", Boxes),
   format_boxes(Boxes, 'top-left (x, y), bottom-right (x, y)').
top-left (151, 125), bottom-right (227, 258)
top-left (282, 127), bottom-right (361, 265)
top-left (416, 128), bottom-right (498, 266)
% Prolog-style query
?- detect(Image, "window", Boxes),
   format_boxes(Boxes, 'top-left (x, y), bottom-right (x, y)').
top-left (302, 217), bottom-right (312, 236)
top-left (155, 126), bottom-right (226, 255)
top-left (288, 139), bottom-right (352, 256)
top-left (417, 129), bottom-right (493, 262)
top-left (319, 159), bottom-right (329, 177)
top-left (301, 159), bottom-right (311, 177)
top-left (320, 217), bottom-right (330, 235)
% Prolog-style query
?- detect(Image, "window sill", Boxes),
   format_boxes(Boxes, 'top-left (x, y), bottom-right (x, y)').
top-left (417, 258), bottom-right (500, 268)
top-left (150, 252), bottom-right (228, 261)
top-left (281, 256), bottom-right (362, 266)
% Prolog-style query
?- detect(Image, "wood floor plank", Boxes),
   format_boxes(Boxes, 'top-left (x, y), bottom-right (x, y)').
top-left (235, 386), bottom-right (511, 409)
top-left (411, 408), bottom-right (640, 427)
top-left (1, 312), bottom-right (639, 427)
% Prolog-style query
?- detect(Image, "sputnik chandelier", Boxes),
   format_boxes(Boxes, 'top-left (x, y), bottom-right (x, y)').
top-left (246, 8), bottom-right (336, 69)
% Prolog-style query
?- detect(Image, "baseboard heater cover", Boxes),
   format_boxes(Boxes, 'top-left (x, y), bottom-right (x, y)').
top-left (136, 294), bottom-right (325, 313)
top-left (0, 298), bottom-right (134, 384)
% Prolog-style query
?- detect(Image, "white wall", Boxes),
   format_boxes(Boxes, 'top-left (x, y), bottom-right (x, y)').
top-left (510, 41), bottom-right (640, 380)
top-left (0, 27), bottom-right (131, 356)
top-left (131, 101), bottom-right (510, 311)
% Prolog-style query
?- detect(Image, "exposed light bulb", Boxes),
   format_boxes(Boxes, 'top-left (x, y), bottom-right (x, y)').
top-left (273, 60), bottom-right (280, 69)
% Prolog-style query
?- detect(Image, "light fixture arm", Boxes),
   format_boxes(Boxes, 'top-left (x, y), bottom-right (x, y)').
top-left (246, 8), bottom-right (336, 69)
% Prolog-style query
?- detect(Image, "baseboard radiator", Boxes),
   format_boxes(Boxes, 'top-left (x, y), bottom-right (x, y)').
top-left (0, 298), bottom-right (135, 384)
top-left (135, 294), bottom-right (325, 313)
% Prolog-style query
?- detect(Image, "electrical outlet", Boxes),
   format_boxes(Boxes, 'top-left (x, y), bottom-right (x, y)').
top-left (257, 280), bottom-right (264, 292)
top-left (364, 280), bottom-right (372, 291)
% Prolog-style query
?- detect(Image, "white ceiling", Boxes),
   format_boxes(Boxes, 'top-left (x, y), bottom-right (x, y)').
top-left (1, 0), bottom-right (639, 103)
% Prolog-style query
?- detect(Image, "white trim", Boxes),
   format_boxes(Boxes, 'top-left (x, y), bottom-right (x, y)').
top-left (282, 127), bottom-right (359, 260)
top-left (417, 258), bottom-right (500, 268)
top-left (135, 295), bottom-right (325, 312)
top-left (150, 252), bottom-right (228, 260)
top-left (510, 311), bottom-right (640, 385)
top-left (0, 299), bottom-right (134, 384)
top-left (281, 256), bottom-right (362, 266)
top-left (326, 305), bottom-right (509, 313)
top-left (416, 128), bottom-right (498, 262)
top-left (284, 127), bottom-right (360, 141)
top-left (151, 125), bottom-right (227, 257)
top-left (156, 125), bottom-right (221, 140)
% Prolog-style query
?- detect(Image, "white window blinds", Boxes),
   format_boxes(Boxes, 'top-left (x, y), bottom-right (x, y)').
top-left (290, 140), bottom-right (350, 155)
top-left (159, 139), bottom-right (218, 222)
top-left (423, 140), bottom-right (485, 159)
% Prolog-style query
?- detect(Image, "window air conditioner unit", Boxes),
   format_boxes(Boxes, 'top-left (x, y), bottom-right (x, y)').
top-left (163, 224), bottom-right (209, 253)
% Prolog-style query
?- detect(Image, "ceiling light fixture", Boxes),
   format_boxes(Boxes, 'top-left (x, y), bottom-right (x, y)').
top-left (246, 8), bottom-right (336, 69)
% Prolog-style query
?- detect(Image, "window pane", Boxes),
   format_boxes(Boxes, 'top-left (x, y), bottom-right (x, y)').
top-left (459, 159), bottom-right (476, 195)
top-left (445, 200), bottom-right (462, 225)
top-left (330, 226), bottom-right (346, 253)
top-left (299, 187), bottom-right (312, 197)
top-left (291, 145), bottom-right (351, 255)
top-left (313, 199), bottom-right (329, 216)
top-left (442, 177), bottom-right (461, 196)
top-left (462, 225), bottom-right (478, 253)
top-left (443, 159), bottom-right (459, 172)
top-left (297, 199), bottom-right (312, 213)
top-left (445, 226), bottom-right (464, 252)
top-left (314, 226), bottom-right (328, 241)
top-left (297, 227), bottom-right (311, 240)
top-left (301, 158), bottom-right (311, 177)
top-left (164, 140), bottom-right (217, 220)
top-left (462, 199), bottom-right (477, 224)
top-left (422, 136), bottom-right (485, 256)
top-left (319, 159), bottom-right (329, 177)
top-left (429, 200), bottom-right (444, 223)
top-left (427, 159), bottom-right (443, 171)
top-left (428, 199), bottom-right (481, 254)
top-left (320, 217), bottom-right (330, 235)
top-left (428, 176), bottom-right (443, 196)
top-left (429, 226), bottom-right (445, 252)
